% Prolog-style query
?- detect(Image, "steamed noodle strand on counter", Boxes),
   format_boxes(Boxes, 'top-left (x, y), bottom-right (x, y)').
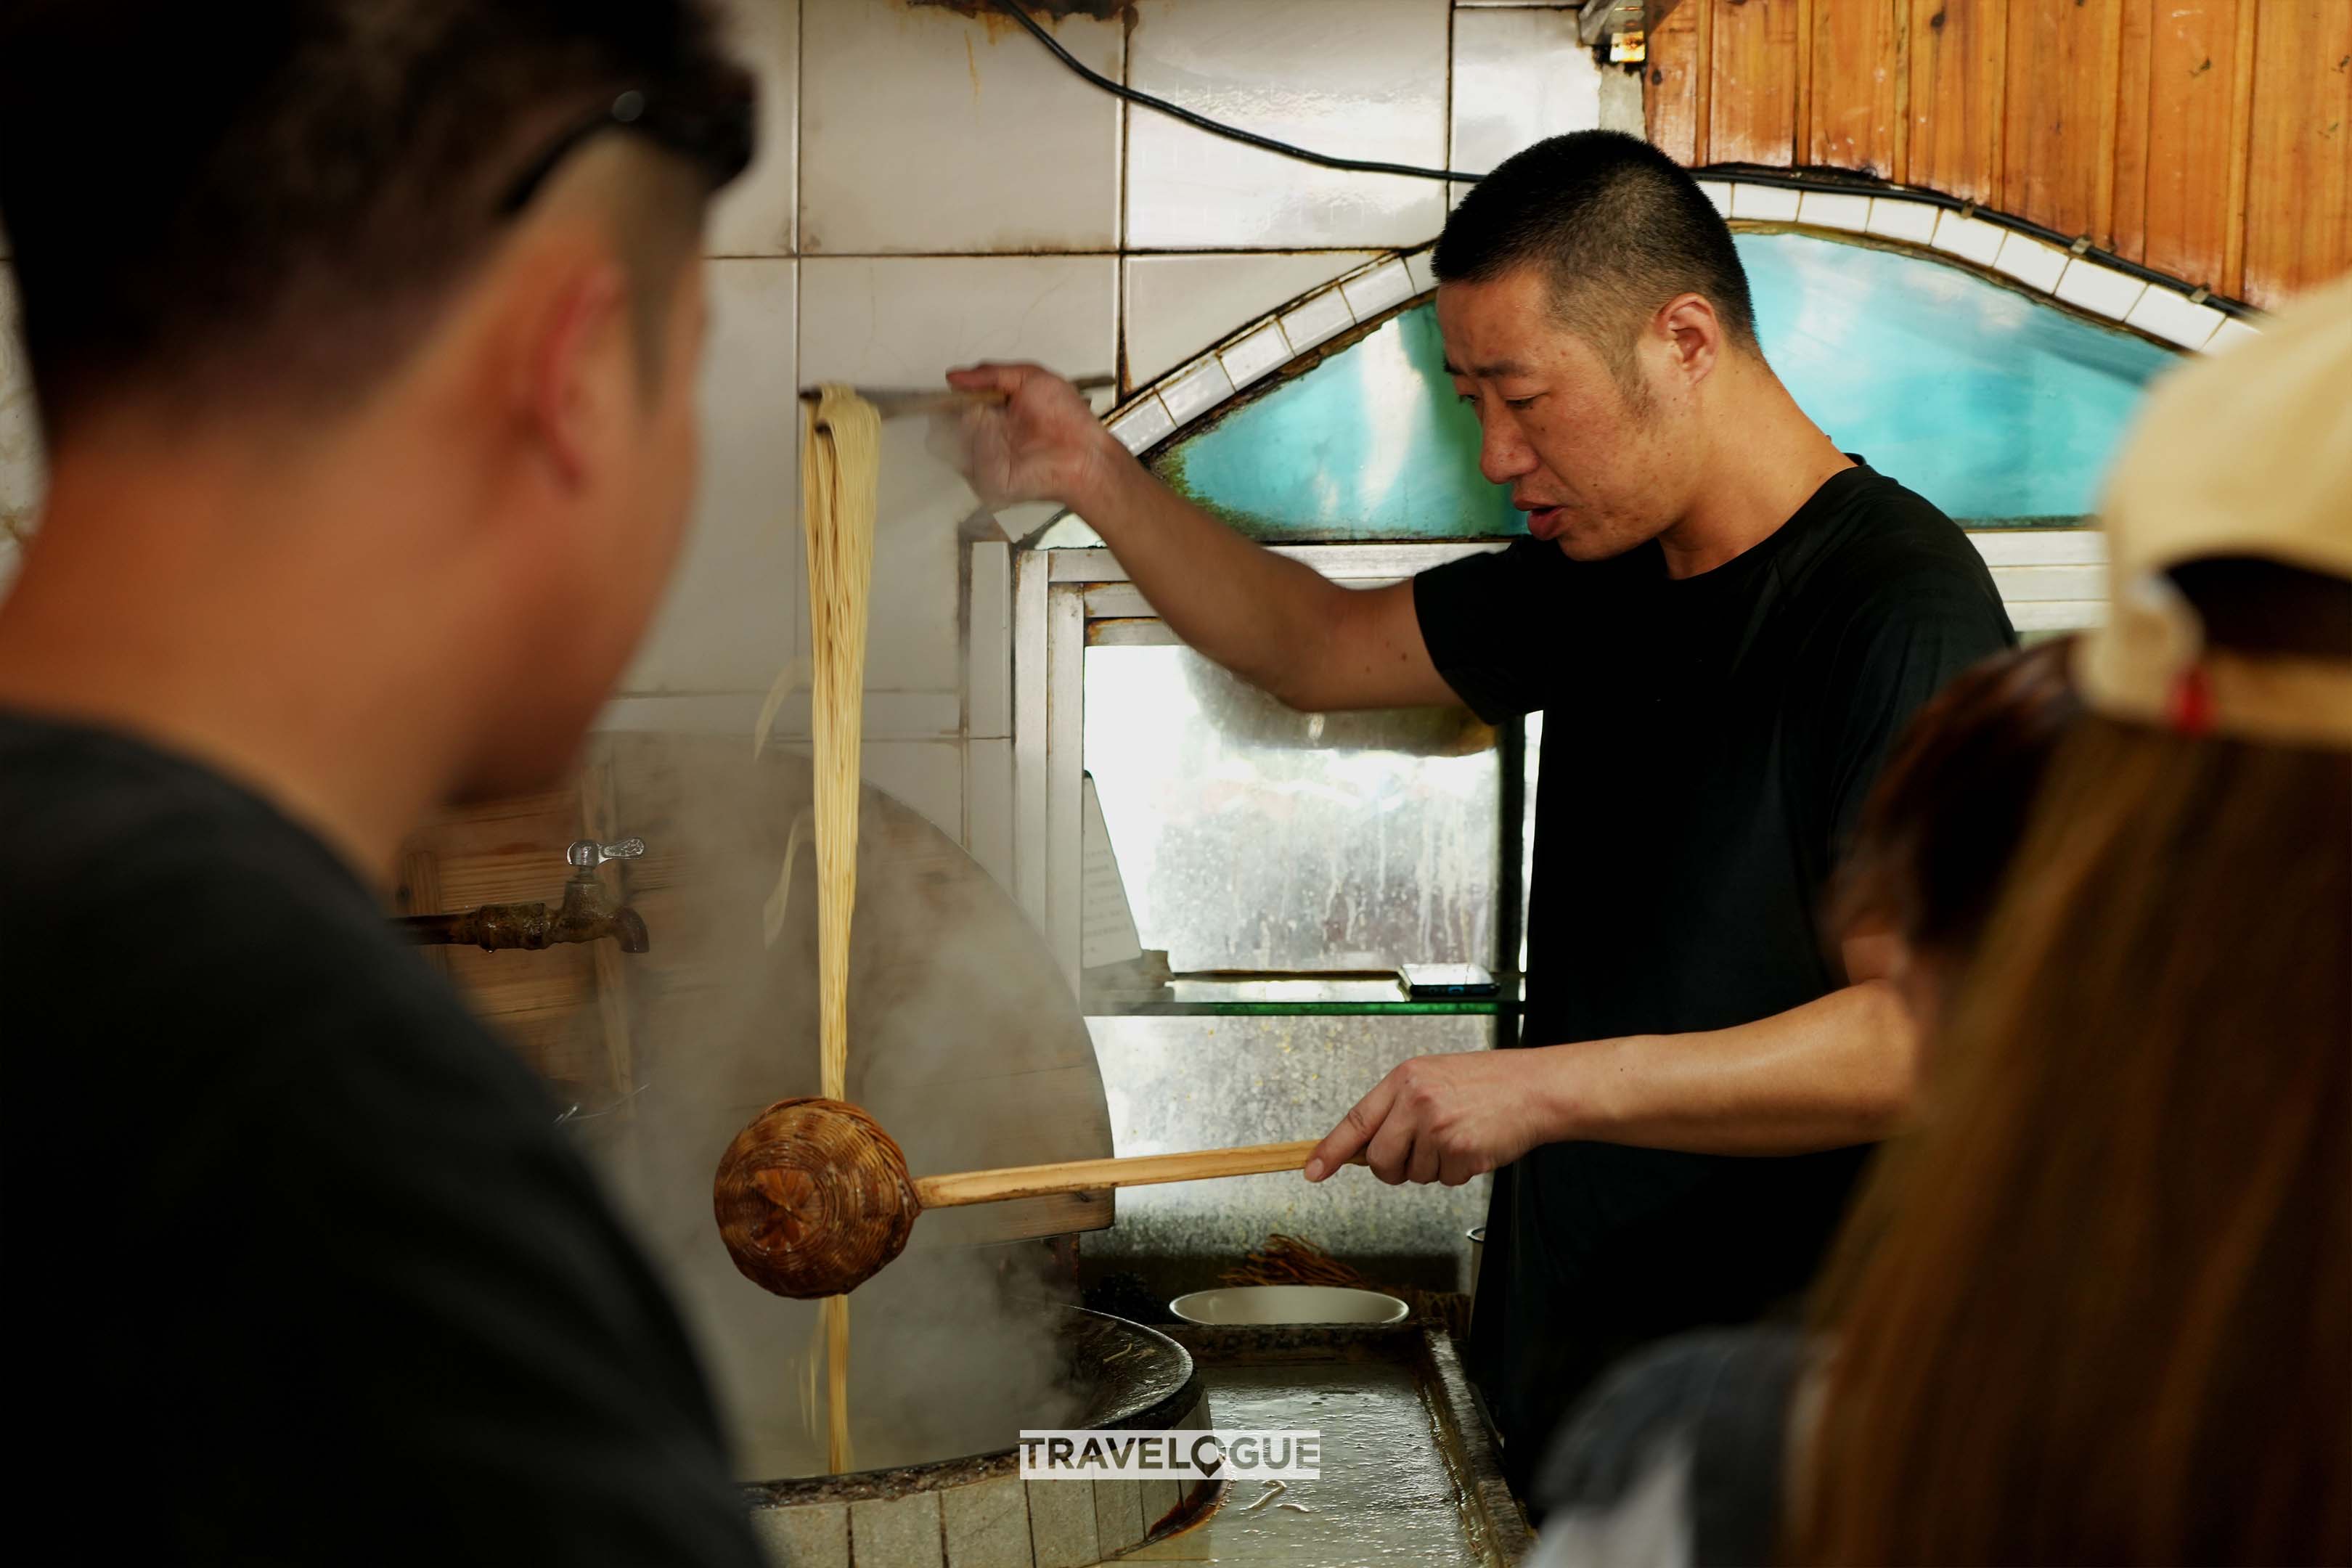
top-left (801, 383), bottom-right (881, 1474)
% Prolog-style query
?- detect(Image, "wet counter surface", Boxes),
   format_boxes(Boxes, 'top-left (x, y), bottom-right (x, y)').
top-left (1116, 1324), bottom-right (1528, 1567)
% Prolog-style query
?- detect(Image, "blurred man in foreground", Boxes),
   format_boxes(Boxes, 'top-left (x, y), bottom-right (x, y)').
top-left (0, 4), bottom-right (766, 1561)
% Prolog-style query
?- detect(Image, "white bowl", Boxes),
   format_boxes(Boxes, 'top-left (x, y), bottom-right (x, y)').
top-left (1168, 1286), bottom-right (1410, 1326)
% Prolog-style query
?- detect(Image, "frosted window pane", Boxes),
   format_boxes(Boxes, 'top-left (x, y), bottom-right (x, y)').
top-left (1085, 1013), bottom-right (1491, 1277)
top-left (1084, 645), bottom-right (1500, 972)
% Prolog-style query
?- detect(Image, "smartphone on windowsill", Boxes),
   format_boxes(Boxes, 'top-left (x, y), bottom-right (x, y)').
top-left (1396, 963), bottom-right (1500, 999)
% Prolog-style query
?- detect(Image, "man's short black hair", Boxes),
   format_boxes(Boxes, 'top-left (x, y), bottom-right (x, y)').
top-left (1435, 130), bottom-right (1760, 371)
top-left (0, 0), bottom-right (745, 436)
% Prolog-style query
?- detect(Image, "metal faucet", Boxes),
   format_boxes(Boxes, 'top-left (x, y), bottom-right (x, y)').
top-left (397, 838), bottom-right (650, 954)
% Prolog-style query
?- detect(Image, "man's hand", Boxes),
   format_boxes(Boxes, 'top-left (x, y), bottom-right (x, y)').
top-left (1304, 1050), bottom-right (1566, 1188)
top-left (941, 362), bottom-right (1457, 715)
top-left (944, 362), bottom-right (1129, 514)
top-left (1304, 985), bottom-right (1921, 1181)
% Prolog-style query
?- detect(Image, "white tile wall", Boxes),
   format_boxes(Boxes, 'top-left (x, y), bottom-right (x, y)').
top-left (2126, 285), bottom-right (2226, 350)
top-left (1449, 6), bottom-right (1605, 205)
top-left (1218, 322), bottom-right (1292, 390)
top-left (1730, 183), bottom-right (1802, 222)
top-left (798, 254), bottom-right (1116, 690)
top-left (1797, 190), bottom-right (1873, 233)
top-left (1864, 197), bottom-right (1940, 245)
top-left (2204, 317), bottom-right (2263, 355)
top-left (799, 0), bottom-right (1123, 255)
top-left (1124, 251), bottom-right (1380, 385)
top-left (1125, 0), bottom-right (1449, 249)
top-left (1992, 232), bottom-right (2069, 293)
top-left (1930, 211), bottom-right (2007, 267)
top-left (1279, 287), bottom-right (1358, 354)
top-left (624, 259), bottom-right (799, 695)
top-left (1404, 245), bottom-right (1440, 295)
top-left (1339, 256), bottom-right (1416, 320)
top-left (797, 255), bottom-right (1120, 406)
top-left (2052, 258), bottom-right (2147, 321)
top-left (1106, 395), bottom-right (1175, 454)
top-left (1156, 354), bottom-right (1234, 425)
top-left (705, 0), bottom-right (798, 257)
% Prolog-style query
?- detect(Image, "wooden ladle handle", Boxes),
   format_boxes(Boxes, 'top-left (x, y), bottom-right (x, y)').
top-left (912, 1139), bottom-right (1359, 1209)
top-left (713, 1101), bottom-right (1373, 1299)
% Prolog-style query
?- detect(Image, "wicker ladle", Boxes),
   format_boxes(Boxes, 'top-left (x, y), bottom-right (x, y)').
top-left (713, 1097), bottom-right (1355, 1299)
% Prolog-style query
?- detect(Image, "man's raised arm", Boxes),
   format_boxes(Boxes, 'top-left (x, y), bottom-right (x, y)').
top-left (947, 362), bottom-right (1458, 714)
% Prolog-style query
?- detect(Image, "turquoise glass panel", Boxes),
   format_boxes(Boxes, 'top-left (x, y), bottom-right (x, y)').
top-left (1137, 231), bottom-right (2178, 542)
top-left (1155, 303), bottom-right (1521, 540)
top-left (1745, 234), bottom-right (2174, 525)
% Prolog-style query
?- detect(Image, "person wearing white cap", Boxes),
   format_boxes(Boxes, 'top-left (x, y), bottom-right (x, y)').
top-left (1521, 272), bottom-right (2352, 1568)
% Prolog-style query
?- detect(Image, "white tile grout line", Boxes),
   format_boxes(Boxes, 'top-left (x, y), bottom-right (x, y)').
top-left (791, 0), bottom-right (805, 271)
top-left (1115, 0), bottom-right (1132, 299)
top-left (1444, 1), bottom-right (1460, 189)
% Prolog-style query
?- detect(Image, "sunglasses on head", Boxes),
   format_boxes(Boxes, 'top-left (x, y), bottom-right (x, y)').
top-left (499, 70), bottom-right (756, 216)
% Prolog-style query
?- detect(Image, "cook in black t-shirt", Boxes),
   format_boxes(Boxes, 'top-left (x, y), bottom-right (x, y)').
top-left (943, 132), bottom-right (2017, 1500)
top-left (1413, 461), bottom-right (2012, 1476)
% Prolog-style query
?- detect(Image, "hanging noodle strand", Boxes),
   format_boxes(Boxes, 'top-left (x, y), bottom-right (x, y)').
top-left (801, 384), bottom-right (881, 1474)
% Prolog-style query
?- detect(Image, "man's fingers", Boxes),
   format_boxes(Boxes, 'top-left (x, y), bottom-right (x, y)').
top-left (1365, 1105), bottom-right (1418, 1186)
top-left (1305, 1079), bottom-right (1394, 1182)
top-left (1439, 1153), bottom-right (1490, 1188)
top-left (1405, 1134), bottom-right (1441, 1186)
top-left (946, 361), bottom-right (1049, 393)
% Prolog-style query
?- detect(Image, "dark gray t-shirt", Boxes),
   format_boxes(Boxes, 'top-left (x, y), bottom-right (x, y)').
top-left (0, 714), bottom-right (763, 1567)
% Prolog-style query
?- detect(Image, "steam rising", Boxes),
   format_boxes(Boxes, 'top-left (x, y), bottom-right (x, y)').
top-left (573, 730), bottom-right (1103, 1476)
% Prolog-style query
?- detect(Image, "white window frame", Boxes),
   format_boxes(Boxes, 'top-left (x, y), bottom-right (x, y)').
top-left (1010, 530), bottom-right (2104, 989)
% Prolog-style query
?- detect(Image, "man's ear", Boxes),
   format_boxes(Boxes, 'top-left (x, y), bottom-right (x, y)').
top-left (1654, 293), bottom-right (1722, 385)
top-left (520, 259), bottom-right (632, 489)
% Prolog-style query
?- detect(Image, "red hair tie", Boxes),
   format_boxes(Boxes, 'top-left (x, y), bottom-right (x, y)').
top-left (2165, 663), bottom-right (2216, 736)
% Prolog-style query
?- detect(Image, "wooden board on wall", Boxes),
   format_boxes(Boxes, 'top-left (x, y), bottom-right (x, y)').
top-left (1646, 0), bottom-right (1709, 165)
top-left (2239, 0), bottom-right (2352, 306)
top-left (1710, 0), bottom-right (1805, 166)
top-left (1647, 0), bottom-right (2348, 307)
top-left (1908, 0), bottom-right (2008, 204)
top-left (2112, 0), bottom-right (2245, 289)
top-left (1813, 0), bottom-right (1906, 179)
top-left (2001, 0), bottom-right (2125, 243)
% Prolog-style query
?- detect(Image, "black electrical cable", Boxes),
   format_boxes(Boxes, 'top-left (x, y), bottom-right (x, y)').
top-left (989, 0), bottom-right (2255, 318)
top-left (986, 0), bottom-right (1484, 184)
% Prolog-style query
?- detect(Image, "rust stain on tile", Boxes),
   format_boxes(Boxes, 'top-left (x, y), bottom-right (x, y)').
top-left (904, 0), bottom-right (1135, 29)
